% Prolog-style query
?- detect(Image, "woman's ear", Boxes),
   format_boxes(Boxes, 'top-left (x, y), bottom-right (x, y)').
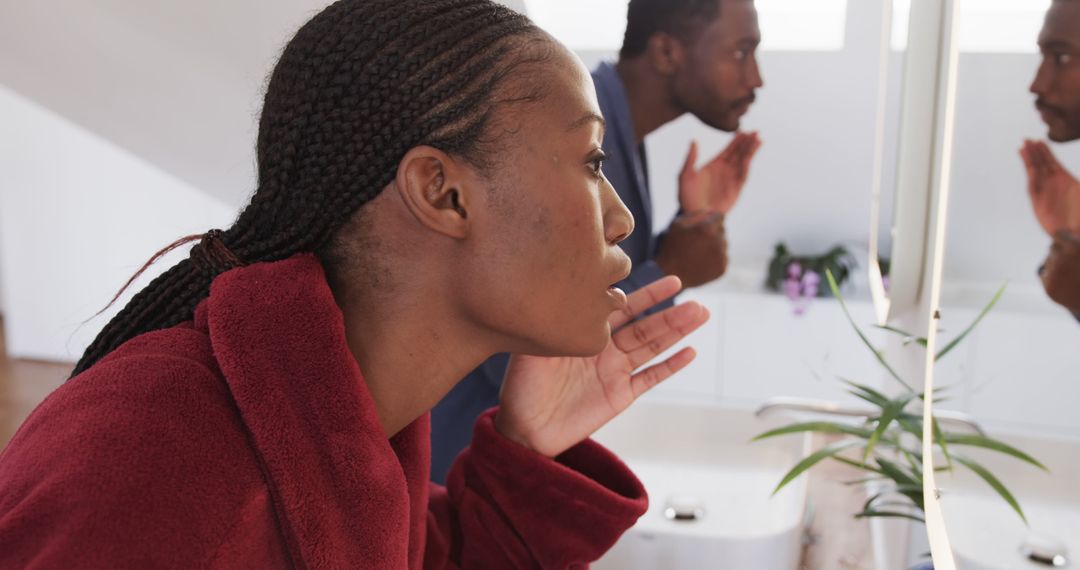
top-left (393, 146), bottom-right (473, 239)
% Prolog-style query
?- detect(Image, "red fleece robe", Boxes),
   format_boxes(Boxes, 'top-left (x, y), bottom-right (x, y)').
top-left (0, 254), bottom-right (647, 569)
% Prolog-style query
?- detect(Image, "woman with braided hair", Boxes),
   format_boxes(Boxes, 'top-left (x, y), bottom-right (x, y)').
top-left (0, 0), bottom-right (710, 567)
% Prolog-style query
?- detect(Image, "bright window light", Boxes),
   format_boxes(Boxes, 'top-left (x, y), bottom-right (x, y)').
top-left (522, 0), bottom-right (629, 52)
top-left (892, 0), bottom-right (1051, 53)
top-left (959, 0), bottom-right (1050, 53)
top-left (522, 0), bottom-right (849, 53)
top-left (891, 0), bottom-right (911, 52)
top-left (756, 0), bottom-right (848, 52)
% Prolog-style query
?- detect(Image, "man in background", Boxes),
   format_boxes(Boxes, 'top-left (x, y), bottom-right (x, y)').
top-left (1022, 0), bottom-right (1080, 314)
top-left (431, 0), bottom-right (764, 482)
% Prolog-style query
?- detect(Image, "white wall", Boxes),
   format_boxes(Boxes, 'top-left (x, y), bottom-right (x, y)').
top-left (0, 86), bottom-right (235, 361)
top-left (496, 0), bottom-right (527, 14)
top-left (0, 0), bottom-right (336, 209)
top-left (0, 0), bottom-right (529, 210)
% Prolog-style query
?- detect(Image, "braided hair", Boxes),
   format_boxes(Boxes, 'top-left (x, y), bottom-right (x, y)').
top-left (72, 0), bottom-right (545, 377)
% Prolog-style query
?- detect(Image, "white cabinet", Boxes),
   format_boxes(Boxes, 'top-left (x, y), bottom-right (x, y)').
top-left (962, 308), bottom-right (1080, 438)
top-left (643, 289), bottom-right (890, 409)
top-left (642, 287), bottom-right (1080, 440)
top-left (719, 292), bottom-right (888, 406)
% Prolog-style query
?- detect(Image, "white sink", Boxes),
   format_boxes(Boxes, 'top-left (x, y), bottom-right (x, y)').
top-left (592, 402), bottom-right (812, 570)
top-left (938, 431), bottom-right (1080, 569)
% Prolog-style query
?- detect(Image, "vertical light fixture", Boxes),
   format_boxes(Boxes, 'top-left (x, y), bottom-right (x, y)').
top-left (867, 0), bottom-right (895, 326)
top-left (916, 0), bottom-right (962, 564)
top-left (886, 0), bottom-right (963, 566)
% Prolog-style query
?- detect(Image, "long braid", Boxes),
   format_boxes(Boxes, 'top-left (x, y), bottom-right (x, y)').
top-left (72, 0), bottom-right (543, 377)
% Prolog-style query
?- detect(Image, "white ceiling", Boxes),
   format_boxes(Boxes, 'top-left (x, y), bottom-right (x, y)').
top-left (0, 0), bottom-right (526, 208)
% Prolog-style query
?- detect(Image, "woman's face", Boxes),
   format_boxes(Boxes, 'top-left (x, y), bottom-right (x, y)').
top-left (460, 42), bottom-right (635, 357)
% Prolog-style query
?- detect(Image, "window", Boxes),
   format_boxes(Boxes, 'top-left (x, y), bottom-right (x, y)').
top-left (521, 0), bottom-right (629, 52)
top-left (958, 0), bottom-right (1050, 53)
top-left (521, 0), bottom-right (849, 53)
top-left (892, 0), bottom-right (1051, 53)
top-left (756, 0), bottom-right (847, 52)
top-left (891, 0), bottom-right (911, 52)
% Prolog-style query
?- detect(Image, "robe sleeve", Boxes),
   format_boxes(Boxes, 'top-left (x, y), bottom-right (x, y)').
top-left (423, 408), bottom-right (647, 569)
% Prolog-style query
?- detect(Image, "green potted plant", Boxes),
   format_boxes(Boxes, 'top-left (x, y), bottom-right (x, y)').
top-left (766, 243), bottom-right (859, 315)
top-left (754, 271), bottom-right (1046, 565)
top-left (766, 243), bottom-right (858, 295)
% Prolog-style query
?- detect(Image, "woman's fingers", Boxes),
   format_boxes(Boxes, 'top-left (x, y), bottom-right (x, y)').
top-left (609, 276), bottom-right (683, 329)
top-left (613, 302), bottom-right (709, 367)
top-left (629, 347), bottom-right (697, 398)
top-left (624, 324), bottom-right (702, 370)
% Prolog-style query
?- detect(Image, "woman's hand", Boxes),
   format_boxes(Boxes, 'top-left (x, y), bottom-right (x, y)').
top-left (495, 276), bottom-right (710, 458)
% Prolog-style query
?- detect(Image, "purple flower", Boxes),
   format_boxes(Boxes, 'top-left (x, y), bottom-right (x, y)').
top-left (780, 262), bottom-right (821, 314)
top-left (801, 270), bottom-right (820, 298)
top-left (783, 278), bottom-right (802, 302)
top-left (787, 262), bottom-right (802, 279)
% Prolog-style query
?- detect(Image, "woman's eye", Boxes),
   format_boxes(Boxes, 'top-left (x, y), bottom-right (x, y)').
top-left (588, 155), bottom-right (607, 177)
top-left (1055, 52), bottom-right (1073, 66)
top-left (734, 49), bottom-right (748, 61)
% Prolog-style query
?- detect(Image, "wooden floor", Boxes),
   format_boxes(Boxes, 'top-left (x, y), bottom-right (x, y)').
top-left (0, 322), bottom-right (72, 449)
top-left (0, 321), bottom-right (872, 568)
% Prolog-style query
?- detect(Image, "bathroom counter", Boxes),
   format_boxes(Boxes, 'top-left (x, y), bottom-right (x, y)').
top-left (800, 434), bottom-right (875, 570)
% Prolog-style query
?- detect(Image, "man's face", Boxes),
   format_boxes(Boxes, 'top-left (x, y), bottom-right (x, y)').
top-left (671, 0), bottom-right (763, 132)
top-left (1032, 1), bottom-right (1080, 142)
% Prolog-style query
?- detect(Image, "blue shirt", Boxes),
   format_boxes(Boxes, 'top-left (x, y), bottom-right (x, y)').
top-left (428, 62), bottom-right (669, 483)
top-left (591, 61), bottom-right (668, 291)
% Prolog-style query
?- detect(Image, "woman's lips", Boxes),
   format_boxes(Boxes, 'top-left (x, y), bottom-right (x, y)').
top-left (606, 286), bottom-right (628, 309)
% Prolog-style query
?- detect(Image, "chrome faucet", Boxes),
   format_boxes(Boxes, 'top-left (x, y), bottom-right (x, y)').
top-left (754, 396), bottom-right (987, 436)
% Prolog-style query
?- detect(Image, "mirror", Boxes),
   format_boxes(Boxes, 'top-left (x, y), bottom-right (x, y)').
top-left (525, 1), bottom-right (921, 568)
top-left (868, 0), bottom-right (912, 324)
top-left (525, 0), bottom-right (915, 401)
top-left (936, 0), bottom-right (1080, 568)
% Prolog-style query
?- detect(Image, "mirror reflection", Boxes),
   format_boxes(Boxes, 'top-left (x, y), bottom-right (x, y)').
top-left (936, 1), bottom-right (1080, 568)
top-left (518, 1), bottom-right (922, 569)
